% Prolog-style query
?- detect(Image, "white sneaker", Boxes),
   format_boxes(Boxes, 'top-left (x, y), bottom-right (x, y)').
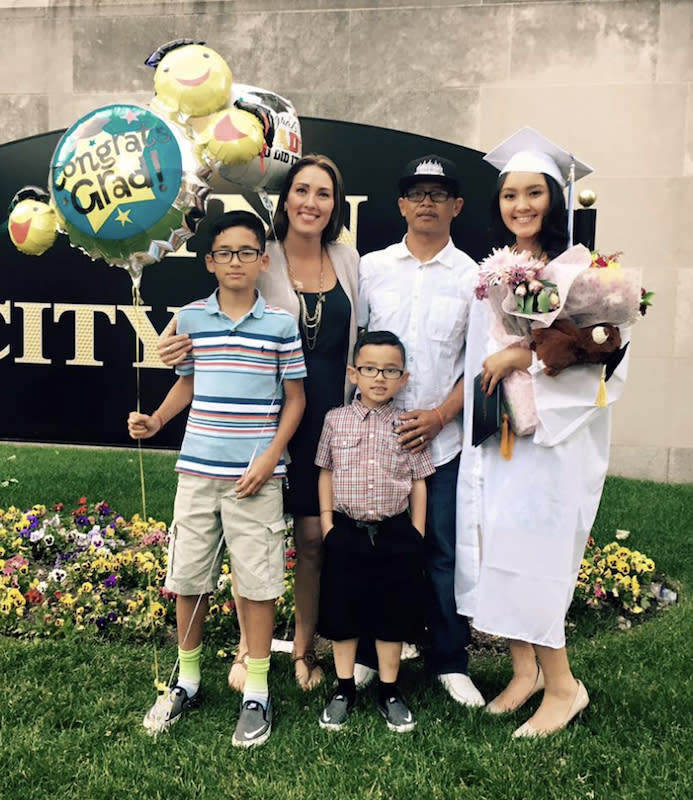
top-left (438, 673), bottom-right (485, 707)
top-left (354, 662), bottom-right (377, 689)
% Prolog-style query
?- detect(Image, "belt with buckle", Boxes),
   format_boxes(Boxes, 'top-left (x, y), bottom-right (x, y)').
top-left (355, 519), bottom-right (381, 546)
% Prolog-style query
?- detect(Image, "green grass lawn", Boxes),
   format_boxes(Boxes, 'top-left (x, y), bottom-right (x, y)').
top-left (1, 443), bottom-right (692, 800)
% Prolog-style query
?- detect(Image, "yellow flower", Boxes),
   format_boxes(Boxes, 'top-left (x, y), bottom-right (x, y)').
top-left (60, 593), bottom-right (76, 608)
top-left (79, 582), bottom-right (93, 594)
top-left (632, 605), bottom-right (644, 614)
top-left (149, 602), bottom-right (165, 619)
top-left (631, 576), bottom-right (640, 598)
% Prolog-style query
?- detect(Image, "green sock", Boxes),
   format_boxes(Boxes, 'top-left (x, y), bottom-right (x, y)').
top-left (177, 643), bottom-right (202, 697)
top-left (243, 655), bottom-right (271, 709)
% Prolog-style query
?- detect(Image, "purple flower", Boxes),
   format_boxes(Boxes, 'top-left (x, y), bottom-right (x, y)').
top-left (104, 575), bottom-right (118, 589)
top-left (96, 616), bottom-right (109, 630)
top-left (107, 611), bottom-right (118, 622)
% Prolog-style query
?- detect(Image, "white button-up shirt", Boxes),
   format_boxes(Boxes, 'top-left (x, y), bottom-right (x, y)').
top-left (358, 236), bottom-right (477, 467)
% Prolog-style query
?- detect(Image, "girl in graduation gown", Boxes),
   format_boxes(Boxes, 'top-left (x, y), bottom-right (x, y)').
top-left (455, 128), bottom-right (630, 737)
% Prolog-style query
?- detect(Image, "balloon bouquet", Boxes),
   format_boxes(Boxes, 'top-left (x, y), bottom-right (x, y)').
top-left (7, 38), bottom-right (302, 285)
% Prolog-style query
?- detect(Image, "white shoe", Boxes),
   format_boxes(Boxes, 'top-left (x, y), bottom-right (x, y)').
top-left (354, 662), bottom-right (377, 689)
top-left (438, 673), bottom-right (486, 707)
top-left (401, 642), bottom-right (420, 661)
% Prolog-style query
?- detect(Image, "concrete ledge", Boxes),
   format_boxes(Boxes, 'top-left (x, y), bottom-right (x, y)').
top-left (609, 444), bottom-right (693, 484)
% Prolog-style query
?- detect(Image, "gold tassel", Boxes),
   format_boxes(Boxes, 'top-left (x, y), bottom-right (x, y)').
top-left (595, 365), bottom-right (607, 408)
top-left (500, 412), bottom-right (515, 460)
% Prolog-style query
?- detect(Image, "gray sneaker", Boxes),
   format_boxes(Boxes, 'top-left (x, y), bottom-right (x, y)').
top-left (142, 686), bottom-right (201, 734)
top-left (232, 697), bottom-right (272, 748)
top-left (319, 692), bottom-right (353, 730)
top-left (376, 691), bottom-right (416, 733)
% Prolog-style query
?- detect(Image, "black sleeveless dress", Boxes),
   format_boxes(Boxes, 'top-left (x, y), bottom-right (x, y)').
top-left (285, 280), bottom-right (351, 517)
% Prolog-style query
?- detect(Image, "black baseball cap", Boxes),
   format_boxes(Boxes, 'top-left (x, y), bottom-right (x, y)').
top-left (398, 154), bottom-right (460, 196)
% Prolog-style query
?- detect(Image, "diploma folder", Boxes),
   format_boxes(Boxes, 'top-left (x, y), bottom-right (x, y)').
top-left (471, 373), bottom-right (502, 447)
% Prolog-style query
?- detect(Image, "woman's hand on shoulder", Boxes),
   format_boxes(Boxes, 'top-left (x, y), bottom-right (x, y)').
top-left (481, 347), bottom-right (532, 395)
top-left (158, 329), bottom-right (192, 366)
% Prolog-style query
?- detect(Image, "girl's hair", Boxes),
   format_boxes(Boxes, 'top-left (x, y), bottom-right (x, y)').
top-left (270, 154), bottom-right (346, 245)
top-left (489, 172), bottom-right (569, 259)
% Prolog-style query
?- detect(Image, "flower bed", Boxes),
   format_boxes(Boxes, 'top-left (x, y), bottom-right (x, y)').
top-left (0, 498), bottom-right (296, 644)
top-left (574, 534), bottom-right (677, 620)
top-left (0, 499), bottom-right (675, 644)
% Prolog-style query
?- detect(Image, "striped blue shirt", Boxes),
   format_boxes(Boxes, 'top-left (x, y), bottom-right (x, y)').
top-left (174, 290), bottom-right (306, 480)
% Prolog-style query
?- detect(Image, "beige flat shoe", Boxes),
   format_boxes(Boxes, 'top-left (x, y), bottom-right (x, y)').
top-left (486, 666), bottom-right (545, 715)
top-left (227, 650), bottom-right (248, 692)
top-left (513, 679), bottom-right (589, 738)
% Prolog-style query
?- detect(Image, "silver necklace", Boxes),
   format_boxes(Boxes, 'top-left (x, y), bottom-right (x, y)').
top-left (283, 244), bottom-right (325, 351)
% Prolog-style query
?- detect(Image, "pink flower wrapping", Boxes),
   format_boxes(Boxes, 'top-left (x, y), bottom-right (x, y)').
top-left (476, 244), bottom-right (641, 437)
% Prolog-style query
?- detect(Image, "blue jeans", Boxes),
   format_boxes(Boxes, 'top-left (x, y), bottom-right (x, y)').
top-left (422, 453), bottom-right (470, 674)
top-left (355, 453), bottom-right (470, 675)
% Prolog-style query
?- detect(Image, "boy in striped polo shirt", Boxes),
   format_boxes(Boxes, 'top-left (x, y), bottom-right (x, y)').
top-left (128, 211), bottom-right (306, 746)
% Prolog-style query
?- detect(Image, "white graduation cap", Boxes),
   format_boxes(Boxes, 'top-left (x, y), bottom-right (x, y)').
top-left (484, 127), bottom-right (594, 245)
top-left (483, 127), bottom-right (593, 188)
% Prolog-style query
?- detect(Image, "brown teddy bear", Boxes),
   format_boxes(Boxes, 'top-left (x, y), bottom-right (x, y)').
top-left (531, 319), bottom-right (622, 376)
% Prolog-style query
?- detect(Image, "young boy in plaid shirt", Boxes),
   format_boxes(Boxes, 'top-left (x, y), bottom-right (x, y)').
top-left (315, 330), bottom-right (435, 732)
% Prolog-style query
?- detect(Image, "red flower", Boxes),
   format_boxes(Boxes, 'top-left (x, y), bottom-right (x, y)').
top-left (78, 496), bottom-right (87, 504)
top-left (54, 502), bottom-right (64, 511)
top-left (286, 560), bottom-right (296, 570)
top-left (25, 589), bottom-right (44, 605)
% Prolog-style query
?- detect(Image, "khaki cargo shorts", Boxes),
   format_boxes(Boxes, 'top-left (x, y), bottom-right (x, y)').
top-left (165, 474), bottom-right (286, 601)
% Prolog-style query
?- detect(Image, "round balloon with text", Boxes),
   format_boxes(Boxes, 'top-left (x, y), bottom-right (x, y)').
top-left (50, 103), bottom-right (206, 274)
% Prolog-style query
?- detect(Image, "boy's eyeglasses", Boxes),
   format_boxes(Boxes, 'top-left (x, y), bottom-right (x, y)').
top-left (209, 248), bottom-right (262, 264)
top-left (355, 366), bottom-right (404, 380)
top-left (403, 188), bottom-right (452, 203)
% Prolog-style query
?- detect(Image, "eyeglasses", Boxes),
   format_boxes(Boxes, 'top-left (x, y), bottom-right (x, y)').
top-left (355, 366), bottom-right (404, 380)
top-left (209, 248), bottom-right (262, 265)
top-left (403, 188), bottom-right (452, 203)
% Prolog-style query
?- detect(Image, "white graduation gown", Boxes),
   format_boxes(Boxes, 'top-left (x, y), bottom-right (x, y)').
top-left (455, 299), bottom-right (629, 648)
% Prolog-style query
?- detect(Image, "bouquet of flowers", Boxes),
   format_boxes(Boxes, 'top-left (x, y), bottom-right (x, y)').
top-left (475, 245), bottom-right (646, 438)
top-left (476, 244), bottom-right (642, 339)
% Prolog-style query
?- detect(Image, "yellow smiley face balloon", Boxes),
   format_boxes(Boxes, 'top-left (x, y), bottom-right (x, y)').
top-left (153, 44), bottom-right (231, 117)
top-left (9, 195), bottom-right (58, 256)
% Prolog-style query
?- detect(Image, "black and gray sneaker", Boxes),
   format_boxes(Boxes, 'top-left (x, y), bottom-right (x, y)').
top-left (142, 685), bottom-right (201, 734)
top-left (232, 696), bottom-right (273, 748)
top-left (319, 692), bottom-right (353, 730)
top-left (376, 690), bottom-right (416, 733)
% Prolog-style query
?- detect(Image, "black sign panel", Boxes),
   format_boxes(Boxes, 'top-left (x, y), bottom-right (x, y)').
top-left (0, 119), bottom-right (499, 447)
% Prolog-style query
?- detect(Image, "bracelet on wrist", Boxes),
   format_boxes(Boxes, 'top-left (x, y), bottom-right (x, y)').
top-left (433, 407), bottom-right (446, 429)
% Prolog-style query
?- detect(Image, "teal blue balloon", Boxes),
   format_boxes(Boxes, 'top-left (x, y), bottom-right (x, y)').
top-left (50, 103), bottom-right (202, 270)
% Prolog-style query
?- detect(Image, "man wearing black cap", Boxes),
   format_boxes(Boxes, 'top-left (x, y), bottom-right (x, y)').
top-left (356, 155), bottom-right (484, 707)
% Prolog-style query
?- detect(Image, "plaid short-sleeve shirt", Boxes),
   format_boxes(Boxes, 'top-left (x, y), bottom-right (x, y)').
top-left (315, 397), bottom-right (435, 521)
